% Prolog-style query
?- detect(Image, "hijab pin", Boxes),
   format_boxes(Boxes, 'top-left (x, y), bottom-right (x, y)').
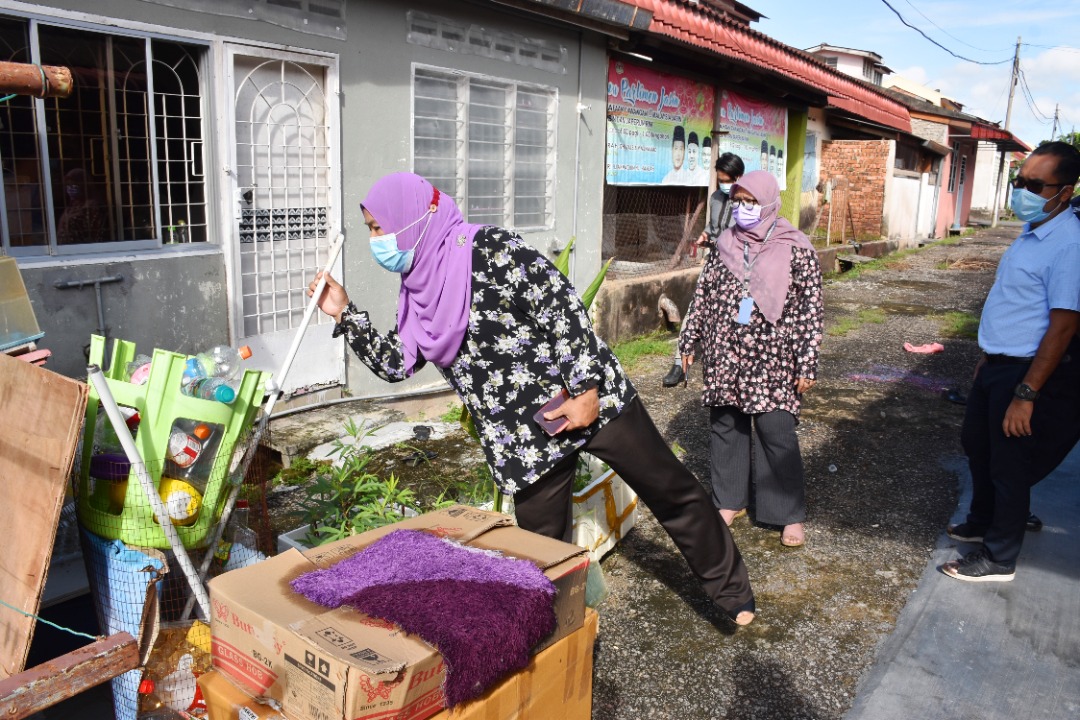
top-left (457, 234), bottom-right (467, 247)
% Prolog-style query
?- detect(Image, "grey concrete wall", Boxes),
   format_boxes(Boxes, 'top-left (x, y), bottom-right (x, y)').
top-left (11, 1), bottom-right (610, 399)
top-left (593, 268), bottom-right (701, 344)
top-left (336, 1), bottom-right (610, 399)
top-left (20, 250), bottom-right (229, 378)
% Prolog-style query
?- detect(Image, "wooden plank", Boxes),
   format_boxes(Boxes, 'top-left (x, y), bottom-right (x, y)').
top-left (0, 354), bottom-right (89, 677)
top-left (0, 632), bottom-right (138, 719)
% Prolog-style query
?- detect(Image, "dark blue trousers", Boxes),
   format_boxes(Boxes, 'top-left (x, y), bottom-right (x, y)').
top-left (960, 344), bottom-right (1080, 565)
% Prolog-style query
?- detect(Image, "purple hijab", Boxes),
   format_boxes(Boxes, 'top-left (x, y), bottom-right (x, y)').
top-left (714, 170), bottom-right (816, 324)
top-left (362, 173), bottom-right (486, 375)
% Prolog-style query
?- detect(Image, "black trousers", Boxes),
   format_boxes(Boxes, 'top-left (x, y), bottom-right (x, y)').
top-left (960, 345), bottom-right (1080, 565)
top-left (513, 396), bottom-right (753, 615)
top-left (709, 407), bottom-right (806, 526)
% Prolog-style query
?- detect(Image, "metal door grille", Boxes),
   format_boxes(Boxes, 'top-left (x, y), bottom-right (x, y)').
top-left (234, 57), bottom-right (331, 337)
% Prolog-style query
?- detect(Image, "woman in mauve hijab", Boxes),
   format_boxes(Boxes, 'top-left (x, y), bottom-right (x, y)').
top-left (309, 172), bottom-right (756, 625)
top-left (679, 170), bottom-right (824, 548)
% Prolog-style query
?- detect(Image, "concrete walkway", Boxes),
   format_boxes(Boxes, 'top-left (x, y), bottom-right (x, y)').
top-left (845, 443), bottom-right (1080, 720)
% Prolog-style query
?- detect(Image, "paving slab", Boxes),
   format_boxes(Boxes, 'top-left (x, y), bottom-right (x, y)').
top-left (845, 444), bottom-right (1080, 720)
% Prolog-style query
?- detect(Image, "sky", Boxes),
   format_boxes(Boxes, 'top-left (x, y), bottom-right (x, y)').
top-left (748, 0), bottom-right (1080, 149)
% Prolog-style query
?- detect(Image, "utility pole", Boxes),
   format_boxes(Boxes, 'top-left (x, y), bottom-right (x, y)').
top-left (991, 36), bottom-right (1020, 228)
top-left (1050, 104), bottom-right (1059, 141)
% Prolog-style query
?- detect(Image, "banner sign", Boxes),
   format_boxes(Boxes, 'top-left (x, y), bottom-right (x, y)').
top-left (605, 59), bottom-right (715, 186)
top-left (714, 88), bottom-right (789, 191)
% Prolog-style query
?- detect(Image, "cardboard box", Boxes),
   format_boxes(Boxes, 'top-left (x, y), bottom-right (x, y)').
top-left (209, 506), bottom-right (589, 720)
top-left (200, 609), bottom-right (598, 720)
top-left (429, 608), bottom-right (597, 720)
top-left (198, 669), bottom-right (289, 719)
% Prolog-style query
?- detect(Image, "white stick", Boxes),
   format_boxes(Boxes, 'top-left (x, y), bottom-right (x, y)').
top-left (179, 232), bottom-right (345, 620)
top-left (264, 232), bottom-right (347, 397)
top-left (88, 364), bottom-right (212, 620)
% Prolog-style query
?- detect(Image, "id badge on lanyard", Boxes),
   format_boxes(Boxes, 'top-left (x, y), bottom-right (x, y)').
top-left (737, 224), bottom-right (774, 325)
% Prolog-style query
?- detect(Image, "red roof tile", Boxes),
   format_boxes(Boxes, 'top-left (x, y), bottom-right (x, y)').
top-left (626, 0), bottom-right (912, 132)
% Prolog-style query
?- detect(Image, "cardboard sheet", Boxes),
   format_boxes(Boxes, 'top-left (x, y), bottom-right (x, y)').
top-left (0, 354), bottom-right (88, 678)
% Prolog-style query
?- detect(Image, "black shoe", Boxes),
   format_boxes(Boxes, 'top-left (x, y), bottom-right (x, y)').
top-left (1026, 513), bottom-right (1043, 532)
top-left (946, 522), bottom-right (985, 543)
top-left (940, 546), bottom-right (1015, 583)
top-left (662, 364), bottom-right (686, 388)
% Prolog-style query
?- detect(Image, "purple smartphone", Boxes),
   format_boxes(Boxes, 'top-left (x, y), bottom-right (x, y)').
top-left (533, 389), bottom-right (570, 436)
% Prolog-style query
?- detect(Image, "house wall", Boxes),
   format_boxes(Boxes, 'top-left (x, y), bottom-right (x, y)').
top-left (887, 171), bottom-right (936, 246)
top-left (798, 108), bottom-right (829, 237)
top-left (819, 139), bottom-right (892, 240)
top-left (832, 54), bottom-right (866, 80)
top-left (942, 138), bottom-right (977, 230)
top-left (971, 141), bottom-right (1008, 212)
top-left (7, 0), bottom-right (609, 400)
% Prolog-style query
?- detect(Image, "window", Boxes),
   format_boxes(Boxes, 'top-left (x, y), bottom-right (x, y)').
top-left (862, 58), bottom-right (874, 80)
top-left (0, 17), bottom-right (208, 255)
top-left (823, 56), bottom-right (838, 69)
top-left (947, 142), bottom-right (960, 193)
top-left (413, 67), bottom-right (556, 229)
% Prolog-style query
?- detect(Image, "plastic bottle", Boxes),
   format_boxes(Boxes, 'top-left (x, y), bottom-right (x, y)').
top-left (182, 345), bottom-right (252, 385)
top-left (126, 354), bottom-right (153, 385)
top-left (223, 499), bottom-right (266, 570)
top-left (167, 429), bottom-right (203, 469)
top-left (185, 376), bottom-right (237, 404)
top-left (158, 478), bottom-right (203, 525)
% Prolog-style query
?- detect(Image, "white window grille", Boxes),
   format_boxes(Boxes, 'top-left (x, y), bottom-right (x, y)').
top-left (948, 142), bottom-right (960, 193)
top-left (413, 67), bottom-right (556, 230)
top-left (823, 56), bottom-right (838, 69)
top-left (0, 17), bottom-right (208, 255)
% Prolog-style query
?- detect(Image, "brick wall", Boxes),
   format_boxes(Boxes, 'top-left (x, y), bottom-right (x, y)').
top-left (820, 139), bottom-right (891, 239)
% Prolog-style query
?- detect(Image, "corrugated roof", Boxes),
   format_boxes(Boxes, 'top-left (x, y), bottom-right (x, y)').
top-left (624, 0), bottom-right (912, 132)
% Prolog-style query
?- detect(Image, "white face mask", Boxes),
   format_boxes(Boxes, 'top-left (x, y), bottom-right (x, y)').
top-left (719, 183), bottom-right (734, 194)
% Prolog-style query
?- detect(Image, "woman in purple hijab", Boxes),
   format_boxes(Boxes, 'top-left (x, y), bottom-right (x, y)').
top-left (311, 172), bottom-right (756, 625)
top-left (679, 170), bottom-right (824, 548)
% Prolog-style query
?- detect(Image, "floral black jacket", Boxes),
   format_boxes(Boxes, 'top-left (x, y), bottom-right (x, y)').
top-left (334, 227), bottom-right (636, 493)
top-left (679, 246), bottom-right (823, 417)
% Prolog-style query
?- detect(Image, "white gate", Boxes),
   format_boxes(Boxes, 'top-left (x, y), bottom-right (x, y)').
top-left (224, 46), bottom-right (342, 394)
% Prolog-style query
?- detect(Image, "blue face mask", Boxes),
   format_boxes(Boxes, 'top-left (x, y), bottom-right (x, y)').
top-left (1010, 186), bottom-right (1061, 224)
top-left (369, 211), bottom-right (433, 273)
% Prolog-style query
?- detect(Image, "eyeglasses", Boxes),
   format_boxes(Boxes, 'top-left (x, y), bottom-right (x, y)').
top-left (730, 199), bottom-right (759, 209)
top-left (1011, 176), bottom-right (1069, 194)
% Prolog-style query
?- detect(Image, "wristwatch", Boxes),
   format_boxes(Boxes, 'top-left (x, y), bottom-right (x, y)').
top-left (1014, 383), bottom-right (1040, 401)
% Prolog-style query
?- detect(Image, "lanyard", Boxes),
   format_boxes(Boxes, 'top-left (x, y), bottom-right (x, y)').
top-left (741, 222), bottom-right (776, 297)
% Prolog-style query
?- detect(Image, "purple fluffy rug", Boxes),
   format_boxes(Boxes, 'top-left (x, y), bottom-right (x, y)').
top-left (290, 529), bottom-right (556, 707)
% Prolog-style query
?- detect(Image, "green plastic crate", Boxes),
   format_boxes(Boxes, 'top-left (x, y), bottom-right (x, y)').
top-left (77, 335), bottom-right (269, 549)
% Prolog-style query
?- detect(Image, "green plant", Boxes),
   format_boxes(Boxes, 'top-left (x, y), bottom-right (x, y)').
top-left (439, 401), bottom-right (463, 424)
top-left (610, 331), bottom-right (673, 370)
top-left (271, 455), bottom-right (332, 489)
top-left (296, 419), bottom-right (418, 546)
top-left (937, 311), bottom-right (979, 339)
top-left (572, 453), bottom-right (609, 493)
top-left (826, 308), bottom-right (885, 337)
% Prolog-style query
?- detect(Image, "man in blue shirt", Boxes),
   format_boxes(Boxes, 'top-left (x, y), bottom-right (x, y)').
top-left (941, 141), bottom-right (1080, 582)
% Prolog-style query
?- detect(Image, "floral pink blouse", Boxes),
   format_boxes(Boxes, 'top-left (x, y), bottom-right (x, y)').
top-left (678, 246), bottom-right (823, 416)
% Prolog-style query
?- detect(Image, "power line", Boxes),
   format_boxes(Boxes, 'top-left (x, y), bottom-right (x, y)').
top-left (1016, 68), bottom-right (1052, 125)
top-left (1021, 42), bottom-right (1080, 54)
top-left (877, 0), bottom-right (1013, 65)
top-left (900, 0), bottom-right (1009, 53)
